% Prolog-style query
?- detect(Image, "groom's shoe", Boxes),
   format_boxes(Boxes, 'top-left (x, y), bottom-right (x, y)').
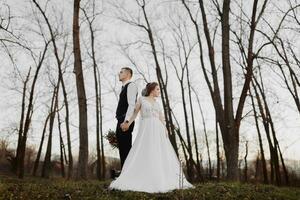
top-left (110, 169), bottom-right (121, 179)
top-left (115, 170), bottom-right (121, 177)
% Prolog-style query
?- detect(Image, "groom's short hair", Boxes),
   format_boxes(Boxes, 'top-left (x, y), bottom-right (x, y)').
top-left (122, 67), bottom-right (133, 77)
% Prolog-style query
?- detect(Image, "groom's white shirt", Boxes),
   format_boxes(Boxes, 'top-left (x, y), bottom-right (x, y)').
top-left (122, 80), bottom-right (138, 122)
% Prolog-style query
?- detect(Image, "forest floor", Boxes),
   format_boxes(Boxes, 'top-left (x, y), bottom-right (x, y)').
top-left (0, 175), bottom-right (299, 200)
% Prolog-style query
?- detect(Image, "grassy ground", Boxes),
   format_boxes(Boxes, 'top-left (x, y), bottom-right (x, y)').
top-left (0, 175), bottom-right (299, 200)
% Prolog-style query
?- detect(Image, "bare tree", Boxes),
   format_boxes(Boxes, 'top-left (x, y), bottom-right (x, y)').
top-left (256, 2), bottom-right (300, 117)
top-left (17, 41), bottom-right (49, 178)
top-left (181, 0), bottom-right (268, 180)
top-left (251, 71), bottom-right (286, 185)
top-left (32, 0), bottom-right (74, 179)
top-left (249, 88), bottom-right (268, 184)
top-left (42, 79), bottom-right (60, 178)
top-left (13, 68), bottom-right (31, 174)
top-left (256, 68), bottom-right (289, 185)
top-left (192, 86), bottom-right (212, 179)
top-left (168, 20), bottom-right (198, 179)
top-left (81, 0), bottom-right (106, 179)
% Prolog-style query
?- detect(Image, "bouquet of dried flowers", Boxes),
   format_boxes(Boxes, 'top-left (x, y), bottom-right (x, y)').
top-left (105, 129), bottom-right (118, 149)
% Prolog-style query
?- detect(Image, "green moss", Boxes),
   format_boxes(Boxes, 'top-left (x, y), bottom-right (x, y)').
top-left (0, 175), bottom-right (299, 200)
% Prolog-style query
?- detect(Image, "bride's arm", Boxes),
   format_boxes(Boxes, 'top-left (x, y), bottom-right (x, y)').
top-left (127, 100), bottom-right (141, 126)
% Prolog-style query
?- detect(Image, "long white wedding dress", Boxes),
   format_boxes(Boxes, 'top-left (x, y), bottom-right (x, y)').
top-left (109, 96), bottom-right (194, 193)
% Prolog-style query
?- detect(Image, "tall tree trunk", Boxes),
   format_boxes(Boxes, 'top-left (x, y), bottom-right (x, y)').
top-left (94, 37), bottom-right (102, 181)
top-left (177, 77), bottom-right (194, 179)
top-left (57, 104), bottom-right (65, 178)
top-left (252, 78), bottom-right (281, 185)
top-left (252, 80), bottom-right (275, 183)
top-left (32, 113), bottom-right (51, 176)
top-left (32, 0), bottom-right (74, 179)
top-left (73, 0), bottom-right (89, 179)
top-left (82, 5), bottom-right (105, 180)
top-left (266, 96), bottom-right (288, 185)
top-left (95, 66), bottom-right (102, 180)
top-left (97, 69), bottom-right (106, 179)
top-left (42, 80), bottom-right (60, 178)
top-left (250, 89), bottom-right (268, 184)
top-left (18, 42), bottom-right (49, 179)
top-left (277, 145), bottom-right (289, 185)
top-left (257, 66), bottom-right (284, 185)
top-left (65, 100), bottom-right (73, 179)
top-left (183, 86), bottom-right (194, 179)
top-left (221, 0), bottom-right (240, 181)
top-left (187, 75), bottom-right (201, 179)
top-left (192, 87), bottom-right (212, 179)
top-left (14, 68), bottom-right (31, 174)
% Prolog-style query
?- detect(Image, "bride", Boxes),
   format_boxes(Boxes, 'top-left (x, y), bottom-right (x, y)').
top-left (109, 82), bottom-right (194, 193)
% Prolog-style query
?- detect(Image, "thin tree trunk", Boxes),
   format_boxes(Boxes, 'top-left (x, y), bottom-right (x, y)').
top-left (42, 80), bottom-right (60, 178)
top-left (250, 89), bottom-right (268, 184)
top-left (18, 42), bottom-right (49, 179)
top-left (97, 69), bottom-right (106, 179)
top-left (32, 0), bottom-right (73, 179)
top-left (14, 68), bottom-right (31, 174)
top-left (252, 77), bottom-right (281, 185)
top-left (57, 103), bottom-right (65, 178)
top-left (252, 80), bottom-right (275, 183)
top-left (186, 75), bottom-right (201, 179)
top-left (169, 59), bottom-right (194, 179)
top-left (180, 80), bottom-right (194, 179)
top-left (191, 87), bottom-right (212, 179)
top-left (95, 63), bottom-right (102, 181)
top-left (277, 145), bottom-right (289, 185)
top-left (32, 113), bottom-right (51, 176)
top-left (267, 101), bottom-right (288, 185)
top-left (81, 5), bottom-right (105, 180)
top-left (216, 119), bottom-right (220, 180)
top-left (244, 141), bottom-right (248, 182)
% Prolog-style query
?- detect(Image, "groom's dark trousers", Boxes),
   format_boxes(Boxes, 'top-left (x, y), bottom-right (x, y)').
top-left (116, 117), bottom-right (135, 168)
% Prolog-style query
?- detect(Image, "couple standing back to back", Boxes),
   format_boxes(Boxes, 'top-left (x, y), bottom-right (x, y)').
top-left (110, 67), bottom-right (193, 193)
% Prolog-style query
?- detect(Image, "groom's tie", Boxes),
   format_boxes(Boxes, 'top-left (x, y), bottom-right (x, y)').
top-left (121, 85), bottom-right (124, 90)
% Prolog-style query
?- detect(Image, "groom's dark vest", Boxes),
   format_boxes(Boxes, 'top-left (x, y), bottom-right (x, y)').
top-left (116, 82), bottom-right (132, 121)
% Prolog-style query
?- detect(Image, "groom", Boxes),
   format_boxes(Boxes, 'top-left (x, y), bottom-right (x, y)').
top-left (115, 67), bottom-right (138, 170)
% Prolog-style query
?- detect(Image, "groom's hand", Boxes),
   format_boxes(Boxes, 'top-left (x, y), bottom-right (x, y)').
top-left (120, 122), bottom-right (129, 132)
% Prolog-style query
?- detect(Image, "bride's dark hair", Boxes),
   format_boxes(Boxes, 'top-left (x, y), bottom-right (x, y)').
top-left (142, 82), bottom-right (159, 96)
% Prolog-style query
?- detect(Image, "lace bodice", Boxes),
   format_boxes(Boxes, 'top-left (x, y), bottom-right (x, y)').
top-left (139, 97), bottom-right (161, 119)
